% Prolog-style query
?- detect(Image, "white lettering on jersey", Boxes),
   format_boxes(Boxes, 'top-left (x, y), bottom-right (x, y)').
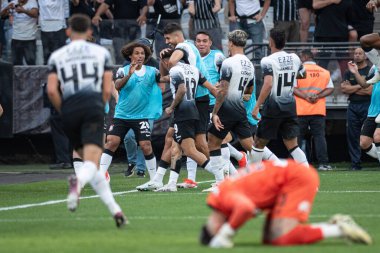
top-left (48, 40), bottom-right (112, 99)
top-left (261, 51), bottom-right (303, 102)
top-left (220, 54), bottom-right (255, 101)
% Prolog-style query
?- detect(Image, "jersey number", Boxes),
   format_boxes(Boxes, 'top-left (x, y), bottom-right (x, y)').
top-left (277, 71), bottom-right (295, 96)
top-left (184, 77), bottom-right (197, 100)
top-left (238, 77), bottom-right (249, 96)
top-left (60, 63), bottom-right (99, 91)
top-left (139, 121), bottom-right (150, 130)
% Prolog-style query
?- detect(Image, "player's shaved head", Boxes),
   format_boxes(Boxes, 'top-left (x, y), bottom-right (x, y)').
top-left (227, 30), bottom-right (248, 47)
top-left (69, 14), bottom-right (91, 33)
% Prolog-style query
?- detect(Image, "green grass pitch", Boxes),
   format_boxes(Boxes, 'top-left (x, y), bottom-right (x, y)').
top-left (0, 163), bottom-right (379, 253)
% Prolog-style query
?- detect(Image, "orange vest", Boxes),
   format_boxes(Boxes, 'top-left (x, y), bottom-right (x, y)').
top-left (295, 63), bottom-right (331, 116)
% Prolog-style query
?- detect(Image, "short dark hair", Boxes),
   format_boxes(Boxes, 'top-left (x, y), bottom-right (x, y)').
top-left (196, 31), bottom-right (212, 41)
top-left (68, 14), bottom-right (91, 33)
top-left (300, 49), bottom-right (314, 60)
top-left (227, 30), bottom-right (248, 47)
top-left (160, 48), bottom-right (174, 59)
top-left (163, 22), bottom-right (183, 35)
top-left (269, 28), bottom-right (286, 50)
top-left (121, 42), bottom-right (152, 62)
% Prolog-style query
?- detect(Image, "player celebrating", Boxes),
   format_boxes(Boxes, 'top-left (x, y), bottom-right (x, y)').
top-left (155, 50), bottom-right (219, 191)
top-left (207, 30), bottom-right (256, 190)
top-left (160, 23), bottom-right (223, 184)
top-left (200, 159), bottom-right (372, 248)
top-left (251, 28), bottom-right (308, 166)
top-left (46, 14), bottom-right (126, 227)
top-left (99, 42), bottom-right (166, 186)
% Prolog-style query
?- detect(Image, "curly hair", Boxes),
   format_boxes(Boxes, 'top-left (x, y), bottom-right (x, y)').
top-left (120, 42), bottom-right (152, 62)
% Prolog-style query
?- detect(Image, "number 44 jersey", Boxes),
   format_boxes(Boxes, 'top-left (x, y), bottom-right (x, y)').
top-left (48, 40), bottom-right (113, 101)
top-left (260, 51), bottom-right (306, 118)
top-left (169, 62), bottom-right (207, 122)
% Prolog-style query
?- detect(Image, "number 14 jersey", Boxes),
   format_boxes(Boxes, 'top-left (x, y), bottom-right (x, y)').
top-left (260, 51), bottom-right (305, 118)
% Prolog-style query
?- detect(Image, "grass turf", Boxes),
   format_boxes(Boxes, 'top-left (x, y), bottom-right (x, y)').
top-left (0, 163), bottom-right (379, 253)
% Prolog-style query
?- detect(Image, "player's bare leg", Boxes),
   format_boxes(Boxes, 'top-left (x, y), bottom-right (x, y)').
top-left (156, 141), bottom-right (182, 192)
top-left (184, 133), bottom-right (210, 186)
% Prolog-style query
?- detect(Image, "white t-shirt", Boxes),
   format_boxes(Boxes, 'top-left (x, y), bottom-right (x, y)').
top-left (38, 0), bottom-right (66, 32)
top-left (235, 0), bottom-right (261, 17)
top-left (12, 0), bottom-right (38, 40)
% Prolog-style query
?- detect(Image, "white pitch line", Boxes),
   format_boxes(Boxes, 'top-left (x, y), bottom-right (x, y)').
top-left (0, 178), bottom-right (378, 212)
top-left (0, 180), bottom-right (214, 212)
top-left (1, 214), bottom-right (380, 223)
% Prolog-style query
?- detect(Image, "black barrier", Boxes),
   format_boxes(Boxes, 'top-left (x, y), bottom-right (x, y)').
top-left (0, 60), bottom-right (13, 138)
top-left (13, 66), bottom-right (50, 134)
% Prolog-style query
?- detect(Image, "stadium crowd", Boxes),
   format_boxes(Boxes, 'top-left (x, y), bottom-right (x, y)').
top-left (0, 0), bottom-right (379, 248)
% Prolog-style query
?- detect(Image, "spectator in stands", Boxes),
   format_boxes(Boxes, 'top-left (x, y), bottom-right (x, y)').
top-left (313, 0), bottom-right (353, 75)
top-left (228, 0), bottom-right (270, 62)
top-left (70, 0), bottom-right (95, 18)
top-left (294, 49), bottom-right (334, 170)
top-left (9, 0), bottom-right (38, 65)
top-left (273, 0), bottom-right (299, 42)
top-left (351, 0), bottom-right (374, 40)
top-left (298, 0), bottom-right (313, 42)
top-left (92, 0), bottom-right (148, 64)
top-left (341, 48), bottom-right (372, 170)
top-left (188, 0), bottom-right (223, 50)
top-left (38, 0), bottom-right (67, 64)
top-left (146, 0), bottom-right (183, 57)
top-left (0, 0), bottom-right (9, 59)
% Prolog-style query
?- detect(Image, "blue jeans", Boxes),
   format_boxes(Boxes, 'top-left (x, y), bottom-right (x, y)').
top-left (124, 120), bottom-right (154, 172)
top-left (238, 19), bottom-right (264, 63)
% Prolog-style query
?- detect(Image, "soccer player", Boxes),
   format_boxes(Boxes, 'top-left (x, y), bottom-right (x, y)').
top-left (200, 159), bottom-right (372, 248)
top-left (172, 30), bottom-right (232, 186)
top-left (161, 23), bottom-right (222, 183)
top-left (207, 29), bottom-right (256, 190)
top-left (251, 28), bottom-right (308, 166)
top-left (155, 50), bottom-right (220, 191)
top-left (99, 42), bottom-right (166, 186)
top-left (46, 14), bottom-right (126, 227)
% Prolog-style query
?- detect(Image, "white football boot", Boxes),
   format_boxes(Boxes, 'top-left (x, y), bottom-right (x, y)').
top-left (136, 181), bottom-right (163, 191)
